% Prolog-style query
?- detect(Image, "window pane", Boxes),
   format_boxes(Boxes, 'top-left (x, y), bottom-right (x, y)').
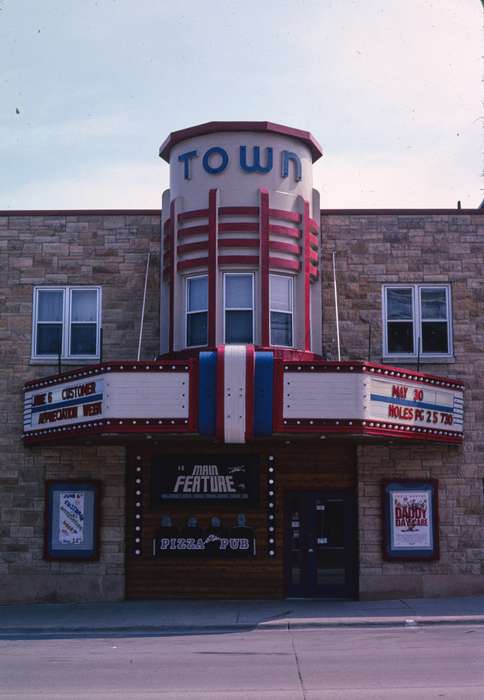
top-left (422, 321), bottom-right (448, 353)
top-left (37, 324), bottom-right (62, 355)
top-left (387, 288), bottom-right (412, 320)
top-left (70, 324), bottom-right (97, 355)
top-left (187, 312), bottom-right (208, 346)
top-left (387, 322), bottom-right (414, 353)
top-left (71, 290), bottom-right (97, 322)
top-left (271, 311), bottom-right (292, 346)
top-left (270, 275), bottom-right (292, 312)
top-left (38, 290), bottom-right (63, 322)
top-left (225, 275), bottom-right (252, 309)
top-left (225, 310), bottom-right (253, 343)
top-left (421, 288), bottom-right (447, 320)
top-left (187, 277), bottom-right (208, 312)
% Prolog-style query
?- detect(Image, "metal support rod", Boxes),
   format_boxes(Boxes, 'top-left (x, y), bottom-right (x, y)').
top-left (417, 335), bottom-right (421, 372)
top-left (57, 345), bottom-right (62, 375)
top-left (99, 327), bottom-right (103, 364)
top-left (332, 250), bottom-right (341, 361)
top-left (368, 322), bottom-right (372, 362)
top-left (137, 251), bottom-right (151, 361)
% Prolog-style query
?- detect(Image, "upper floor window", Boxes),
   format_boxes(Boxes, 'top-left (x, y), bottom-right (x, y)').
top-left (383, 285), bottom-right (452, 358)
top-left (32, 287), bottom-right (101, 360)
top-left (186, 275), bottom-right (208, 347)
top-left (224, 273), bottom-right (254, 343)
top-left (270, 274), bottom-right (293, 347)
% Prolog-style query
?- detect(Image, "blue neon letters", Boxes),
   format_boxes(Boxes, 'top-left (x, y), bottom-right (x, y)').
top-left (178, 146), bottom-right (302, 181)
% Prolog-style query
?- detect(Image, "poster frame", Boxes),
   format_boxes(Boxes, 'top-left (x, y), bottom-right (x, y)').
top-left (44, 479), bottom-right (101, 561)
top-left (382, 479), bottom-right (439, 561)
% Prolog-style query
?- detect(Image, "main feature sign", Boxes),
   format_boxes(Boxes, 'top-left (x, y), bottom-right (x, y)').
top-left (151, 455), bottom-right (259, 505)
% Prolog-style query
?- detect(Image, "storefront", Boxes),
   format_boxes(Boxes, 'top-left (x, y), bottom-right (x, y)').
top-left (3, 121), bottom-right (482, 603)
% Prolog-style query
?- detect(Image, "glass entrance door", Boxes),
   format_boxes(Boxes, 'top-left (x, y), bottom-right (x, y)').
top-left (284, 490), bottom-right (356, 598)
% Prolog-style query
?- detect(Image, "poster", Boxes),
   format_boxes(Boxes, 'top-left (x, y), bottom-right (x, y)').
top-left (45, 481), bottom-right (100, 560)
top-left (59, 491), bottom-right (85, 544)
top-left (382, 480), bottom-right (439, 561)
top-left (390, 490), bottom-right (431, 549)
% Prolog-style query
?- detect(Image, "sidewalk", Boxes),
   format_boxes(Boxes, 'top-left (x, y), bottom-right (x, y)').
top-left (2, 596), bottom-right (484, 635)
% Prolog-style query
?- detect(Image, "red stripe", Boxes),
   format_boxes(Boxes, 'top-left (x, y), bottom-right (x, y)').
top-left (268, 224), bottom-right (301, 240)
top-left (269, 240), bottom-right (300, 256)
top-left (216, 344), bottom-right (225, 442)
top-left (303, 200), bottom-right (311, 351)
top-left (219, 222), bottom-right (259, 233)
top-left (218, 255), bottom-right (259, 266)
top-left (218, 238), bottom-right (259, 248)
top-left (177, 241), bottom-right (209, 256)
top-left (177, 257), bottom-right (209, 271)
top-left (163, 219), bottom-right (171, 232)
top-left (272, 357), bottom-right (284, 430)
top-left (245, 344), bottom-right (255, 441)
top-left (269, 257), bottom-right (300, 272)
top-left (169, 201), bottom-right (175, 353)
top-left (310, 250), bottom-right (319, 263)
top-left (163, 233), bottom-right (170, 248)
top-left (208, 189), bottom-right (218, 346)
top-left (178, 209), bottom-right (208, 223)
top-left (309, 217), bottom-right (319, 232)
top-left (276, 421), bottom-right (462, 444)
top-left (268, 208), bottom-right (301, 223)
top-left (309, 233), bottom-right (319, 248)
top-left (178, 224), bottom-right (210, 238)
top-left (219, 206), bottom-right (259, 216)
top-left (260, 189), bottom-right (270, 346)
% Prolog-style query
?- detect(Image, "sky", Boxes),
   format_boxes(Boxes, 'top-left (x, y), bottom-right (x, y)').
top-left (0, 0), bottom-right (482, 210)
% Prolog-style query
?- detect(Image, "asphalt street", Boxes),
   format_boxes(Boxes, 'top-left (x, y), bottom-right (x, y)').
top-left (1, 625), bottom-right (484, 699)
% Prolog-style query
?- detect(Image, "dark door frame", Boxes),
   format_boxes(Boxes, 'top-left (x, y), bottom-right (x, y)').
top-left (283, 488), bottom-right (358, 599)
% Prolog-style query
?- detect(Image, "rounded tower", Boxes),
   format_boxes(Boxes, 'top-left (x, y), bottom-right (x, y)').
top-left (158, 121), bottom-right (323, 355)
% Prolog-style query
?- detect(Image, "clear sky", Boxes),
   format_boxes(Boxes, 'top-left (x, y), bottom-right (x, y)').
top-left (0, 0), bottom-right (482, 210)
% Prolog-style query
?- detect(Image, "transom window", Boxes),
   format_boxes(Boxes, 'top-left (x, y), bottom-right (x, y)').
top-left (270, 274), bottom-right (293, 347)
top-left (383, 285), bottom-right (452, 358)
top-left (224, 273), bottom-right (254, 344)
top-left (186, 275), bottom-right (208, 347)
top-left (32, 287), bottom-right (101, 360)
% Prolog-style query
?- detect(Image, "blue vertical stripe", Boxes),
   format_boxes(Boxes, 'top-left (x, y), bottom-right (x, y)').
top-left (254, 351), bottom-right (273, 436)
top-left (198, 351), bottom-right (217, 436)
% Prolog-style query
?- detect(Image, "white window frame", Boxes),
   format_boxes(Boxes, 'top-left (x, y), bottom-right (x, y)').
top-left (223, 272), bottom-right (255, 344)
top-left (382, 284), bottom-right (453, 360)
top-left (32, 286), bottom-right (102, 361)
top-left (269, 273), bottom-right (294, 348)
top-left (185, 274), bottom-right (208, 348)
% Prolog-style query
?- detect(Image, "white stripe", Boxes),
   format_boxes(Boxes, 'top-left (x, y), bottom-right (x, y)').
top-left (224, 345), bottom-right (246, 443)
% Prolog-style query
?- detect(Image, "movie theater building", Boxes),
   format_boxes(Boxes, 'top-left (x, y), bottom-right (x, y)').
top-left (1, 121), bottom-right (483, 603)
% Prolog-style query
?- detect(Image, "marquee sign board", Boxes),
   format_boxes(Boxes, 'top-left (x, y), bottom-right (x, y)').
top-left (280, 362), bottom-right (464, 444)
top-left (23, 362), bottom-right (193, 442)
top-left (151, 455), bottom-right (259, 505)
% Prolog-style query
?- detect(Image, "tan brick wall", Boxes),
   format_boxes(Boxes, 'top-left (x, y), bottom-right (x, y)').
top-left (0, 212), bottom-right (160, 602)
top-left (321, 212), bottom-right (484, 598)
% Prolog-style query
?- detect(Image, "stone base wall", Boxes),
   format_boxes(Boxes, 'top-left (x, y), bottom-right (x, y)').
top-left (320, 212), bottom-right (484, 600)
top-left (0, 212), bottom-right (160, 603)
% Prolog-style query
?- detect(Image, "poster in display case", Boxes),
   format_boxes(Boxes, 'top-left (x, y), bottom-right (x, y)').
top-left (382, 480), bottom-right (439, 561)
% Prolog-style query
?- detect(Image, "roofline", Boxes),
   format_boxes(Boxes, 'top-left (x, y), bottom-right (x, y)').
top-left (0, 209), bottom-right (161, 217)
top-left (158, 121), bottom-right (323, 163)
top-left (322, 208), bottom-right (483, 215)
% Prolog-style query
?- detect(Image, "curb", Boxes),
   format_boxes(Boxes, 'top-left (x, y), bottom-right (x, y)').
top-left (1, 616), bottom-right (484, 636)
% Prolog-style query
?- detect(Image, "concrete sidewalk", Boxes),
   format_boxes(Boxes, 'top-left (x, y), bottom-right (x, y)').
top-left (2, 596), bottom-right (484, 635)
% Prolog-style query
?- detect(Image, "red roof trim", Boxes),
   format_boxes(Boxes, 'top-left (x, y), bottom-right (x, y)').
top-left (159, 121), bottom-right (323, 163)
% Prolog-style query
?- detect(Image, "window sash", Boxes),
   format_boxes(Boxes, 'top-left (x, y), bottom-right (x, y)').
top-left (224, 273), bottom-right (254, 344)
top-left (383, 285), bottom-right (451, 357)
top-left (270, 275), bottom-right (293, 347)
top-left (33, 287), bottom-right (101, 359)
top-left (186, 276), bottom-right (208, 347)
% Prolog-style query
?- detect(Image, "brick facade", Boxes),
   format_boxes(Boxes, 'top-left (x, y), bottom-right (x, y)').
top-left (0, 212), bottom-right (160, 602)
top-left (321, 211), bottom-right (484, 598)
top-left (0, 208), bottom-right (483, 602)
